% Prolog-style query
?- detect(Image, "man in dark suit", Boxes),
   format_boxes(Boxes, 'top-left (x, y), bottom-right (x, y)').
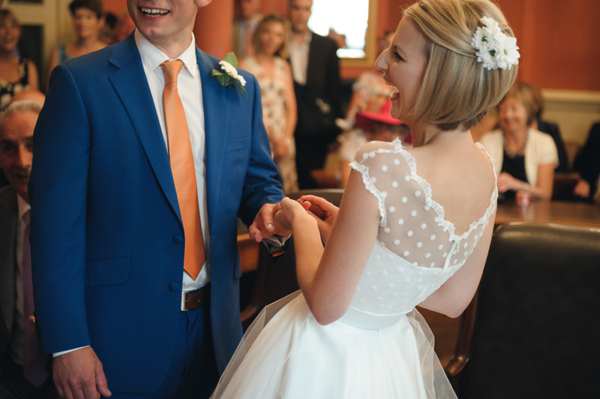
top-left (288, 0), bottom-right (343, 189)
top-left (0, 101), bottom-right (56, 399)
top-left (29, 0), bottom-right (286, 397)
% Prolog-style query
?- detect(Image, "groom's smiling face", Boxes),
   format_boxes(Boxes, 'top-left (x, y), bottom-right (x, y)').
top-left (128, 0), bottom-right (212, 52)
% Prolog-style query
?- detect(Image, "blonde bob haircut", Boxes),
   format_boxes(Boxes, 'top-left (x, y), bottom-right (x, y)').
top-left (251, 14), bottom-right (291, 59)
top-left (403, 0), bottom-right (518, 131)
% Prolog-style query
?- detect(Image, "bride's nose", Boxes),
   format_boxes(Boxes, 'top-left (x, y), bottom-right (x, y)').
top-left (375, 51), bottom-right (388, 73)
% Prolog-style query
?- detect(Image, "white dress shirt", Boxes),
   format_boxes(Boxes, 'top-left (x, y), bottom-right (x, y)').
top-left (289, 31), bottom-right (312, 85)
top-left (135, 30), bottom-right (211, 293)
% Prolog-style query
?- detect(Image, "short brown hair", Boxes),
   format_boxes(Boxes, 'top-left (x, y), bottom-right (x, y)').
top-left (0, 9), bottom-right (20, 29)
top-left (251, 14), bottom-right (290, 59)
top-left (497, 82), bottom-right (538, 127)
top-left (403, 0), bottom-right (518, 131)
top-left (69, 0), bottom-right (104, 19)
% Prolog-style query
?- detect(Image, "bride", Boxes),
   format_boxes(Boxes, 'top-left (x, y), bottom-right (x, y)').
top-left (214, 0), bottom-right (519, 397)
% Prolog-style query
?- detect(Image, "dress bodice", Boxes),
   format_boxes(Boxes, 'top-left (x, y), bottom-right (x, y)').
top-left (342, 139), bottom-right (497, 326)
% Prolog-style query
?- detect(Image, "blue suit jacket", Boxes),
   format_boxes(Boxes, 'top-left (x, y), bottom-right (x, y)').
top-left (29, 34), bottom-right (283, 392)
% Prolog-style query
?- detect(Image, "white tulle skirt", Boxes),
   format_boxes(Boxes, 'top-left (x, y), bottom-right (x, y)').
top-left (211, 292), bottom-right (457, 399)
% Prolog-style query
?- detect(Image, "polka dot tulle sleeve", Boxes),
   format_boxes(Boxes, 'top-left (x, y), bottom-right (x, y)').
top-left (350, 140), bottom-right (497, 270)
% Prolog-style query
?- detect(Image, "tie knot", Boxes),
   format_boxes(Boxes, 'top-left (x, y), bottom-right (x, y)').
top-left (161, 60), bottom-right (184, 84)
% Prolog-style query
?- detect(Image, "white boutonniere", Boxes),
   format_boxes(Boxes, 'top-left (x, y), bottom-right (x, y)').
top-left (211, 52), bottom-right (247, 98)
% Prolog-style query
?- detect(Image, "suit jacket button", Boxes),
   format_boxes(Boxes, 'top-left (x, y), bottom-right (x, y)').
top-left (169, 282), bottom-right (180, 292)
top-left (173, 236), bottom-right (183, 244)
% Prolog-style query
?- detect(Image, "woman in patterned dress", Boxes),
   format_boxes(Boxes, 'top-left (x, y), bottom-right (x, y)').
top-left (45, 0), bottom-right (106, 89)
top-left (241, 14), bottom-right (298, 193)
top-left (0, 9), bottom-right (39, 113)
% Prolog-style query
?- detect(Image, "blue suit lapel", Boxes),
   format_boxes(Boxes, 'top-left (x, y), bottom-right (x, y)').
top-left (107, 34), bottom-right (182, 223)
top-left (197, 50), bottom-right (230, 228)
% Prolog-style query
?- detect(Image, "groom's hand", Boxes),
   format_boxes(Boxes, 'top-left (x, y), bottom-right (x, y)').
top-left (53, 347), bottom-right (111, 399)
top-left (249, 203), bottom-right (292, 242)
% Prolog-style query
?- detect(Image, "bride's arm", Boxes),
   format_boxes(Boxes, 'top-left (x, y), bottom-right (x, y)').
top-left (285, 170), bottom-right (381, 325)
top-left (417, 213), bottom-right (495, 318)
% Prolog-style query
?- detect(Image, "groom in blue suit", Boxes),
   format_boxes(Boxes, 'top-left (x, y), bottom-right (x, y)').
top-left (29, 0), bottom-right (285, 397)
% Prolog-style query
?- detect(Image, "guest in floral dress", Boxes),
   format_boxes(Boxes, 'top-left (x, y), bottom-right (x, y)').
top-left (241, 14), bottom-right (298, 193)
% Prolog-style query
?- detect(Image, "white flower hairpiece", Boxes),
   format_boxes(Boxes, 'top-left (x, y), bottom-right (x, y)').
top-left (471, 16), bottom-right (520, 70)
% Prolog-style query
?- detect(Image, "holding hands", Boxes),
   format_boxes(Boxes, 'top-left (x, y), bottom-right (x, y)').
top-left (248, 195), bottom-right (340, 243)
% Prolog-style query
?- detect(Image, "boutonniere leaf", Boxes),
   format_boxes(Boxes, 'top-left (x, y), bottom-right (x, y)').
top-left (211, 52), bottom-right (248, 99)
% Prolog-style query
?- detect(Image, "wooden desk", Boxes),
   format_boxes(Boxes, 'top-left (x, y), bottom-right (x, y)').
top-left (495, 200), bottom-right (600, 227)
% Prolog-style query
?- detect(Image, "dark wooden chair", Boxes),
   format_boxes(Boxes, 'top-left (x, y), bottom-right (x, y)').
top-left (447, 223), bottom-right (600, 399)
top-left (240, 189), bottom-right (344, 329)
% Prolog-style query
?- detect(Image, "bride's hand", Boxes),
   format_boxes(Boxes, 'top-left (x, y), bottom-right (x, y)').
top-left (274, 197), bottom-right (311, 231)
top-left (297, 195), bottom-right (339, 244)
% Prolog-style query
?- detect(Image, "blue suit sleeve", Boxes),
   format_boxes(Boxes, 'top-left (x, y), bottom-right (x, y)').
top-left (237, 73), bottom-right (285, 226)
top-left (29, 63), bottom-right (92, 354)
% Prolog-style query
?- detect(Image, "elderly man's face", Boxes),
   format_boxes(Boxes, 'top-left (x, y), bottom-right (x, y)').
top-left (0, 110), bottom-right (36, 202)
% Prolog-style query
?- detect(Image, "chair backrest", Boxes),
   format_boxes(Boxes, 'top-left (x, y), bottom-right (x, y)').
top-left (455, 222), bottom-right (600, 399)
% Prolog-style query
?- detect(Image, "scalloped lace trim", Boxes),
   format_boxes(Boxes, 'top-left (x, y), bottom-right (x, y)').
top-left (350, 160), bottom-right (388, 227)
top-left (393, 139), bottom-right (498, 242)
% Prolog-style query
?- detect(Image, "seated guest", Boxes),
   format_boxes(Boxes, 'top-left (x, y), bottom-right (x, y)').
top-left (523, 82), bottom-right (570, 173)
top-left (0, 101), bottom-right (57, 398)
top-left (0, 10), bottom-right (39, 113)
top-left (479, 83), bottom-right (558, 201)
top-left (240, 14), bottom-right (298, 193)
top-left (314, 100), bottom-right (410, 188)
top-left (572, 122), bottom-right (600, 203)
top-left (233, 0), bottom-right (262, 58)
top-left (46, 0), bottom-right (106, 88)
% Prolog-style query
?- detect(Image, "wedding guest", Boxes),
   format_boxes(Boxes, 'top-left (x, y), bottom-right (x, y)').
top-left (0, 10), bottom-right (39, 113)
top-left (572, 122), bottom-right (600, 203)
top-left (336, 100), bottom-right (410, 187)
top-left (241, 14), bottom-right (298, 193)
top-left (0, 100), bottom-right (57, 399)
top-left (288, 0), bottom-right (343, 189)
top-left (45, 0), bottom-right (106, 88)
top-left (480, 83), bottom-right (558, 200)
top-left (232, 0), bottom-right (262, 58)
top-left (523, 82), bottom-right (569, 173)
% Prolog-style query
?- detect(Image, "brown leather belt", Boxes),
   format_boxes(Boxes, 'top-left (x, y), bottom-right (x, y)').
top-left (182, 287), bottom-right (209, 311)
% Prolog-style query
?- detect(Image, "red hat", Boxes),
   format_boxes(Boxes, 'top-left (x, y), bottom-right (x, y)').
top-left (355, 99), bottom-right (403, 132)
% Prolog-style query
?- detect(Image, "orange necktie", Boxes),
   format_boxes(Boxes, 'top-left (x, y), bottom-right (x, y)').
top-left (162, 60), bottom-right (204, 279)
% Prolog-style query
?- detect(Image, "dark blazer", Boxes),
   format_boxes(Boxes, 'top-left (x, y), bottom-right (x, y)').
top-left (573, 122), bottom-right (600, 201)
top-left (292, 32), bottom-right (343, 188)
top-left (537, 119), bottom-right (569, 173)
top-left (292, 32), bottom-right (343, 142)
top-left (30, 34), bottom-right (283, 393)
top-left (0, 186), bottom-right (18, 358)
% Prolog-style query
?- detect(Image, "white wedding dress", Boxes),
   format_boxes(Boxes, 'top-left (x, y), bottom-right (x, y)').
top-left (212, 140), bottom-right (497, 399)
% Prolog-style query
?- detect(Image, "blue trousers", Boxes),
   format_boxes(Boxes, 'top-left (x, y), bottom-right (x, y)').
top-left (107, 306), bottom-right (219, 399)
